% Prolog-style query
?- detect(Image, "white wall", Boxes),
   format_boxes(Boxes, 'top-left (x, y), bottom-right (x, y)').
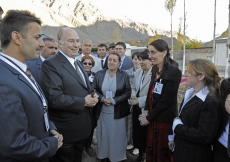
top-left (215, 43), bottom-right (228, 66)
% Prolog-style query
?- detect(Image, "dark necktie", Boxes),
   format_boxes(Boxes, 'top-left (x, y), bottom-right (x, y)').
top-left (228, 118), bottom-right (230, 157)
top-left (101, 59), bottom-right (104, 68)
top-left (26, 68), bottom-right (35, 83)
top-left (74, 61), bottom-right (86, 86)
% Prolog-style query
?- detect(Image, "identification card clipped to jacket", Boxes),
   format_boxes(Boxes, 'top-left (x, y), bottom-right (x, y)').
top-left (153, 79), bottom-right (163, 95)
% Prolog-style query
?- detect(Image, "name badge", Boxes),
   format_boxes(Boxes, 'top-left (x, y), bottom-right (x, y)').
top-left (44, 113), bottom-right (50, 131)
top-left (153, 81), bottom-right (163, 95)
top-left (106, 91), bottom-right (113, 99)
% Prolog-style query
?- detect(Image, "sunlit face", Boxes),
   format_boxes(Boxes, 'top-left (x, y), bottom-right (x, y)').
top-left (115, 45), bottom-right (126, 57)
top-left (59, 29), bottom-right (80, 58)
top-left (132, 55), bottom-right (140, 69)
top-left (97, 46), bottom-right (107, 59)
top-left (107, 54), bottom-right (120, 70)
top-left (82, 58), bottom-right (93, 72)
top-left (109, 47), bottom-right (115, 54)
top-left (20, 22), bottom-right (44, 62)
top-left (139, 57), bottom-right (152, 71)
top-left (184, 70), bottom-right (200, 87)
top-left (81, 40), bottom-right (92, 55)
top-left (148, 45), bottom-right (166, 66)
top-left (41, 41), bottom-right (58, 59)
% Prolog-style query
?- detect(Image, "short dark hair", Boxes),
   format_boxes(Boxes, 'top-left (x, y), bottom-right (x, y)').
top-left (138, 49), bottom-right (150, 60)
top-left (0, 10), bottom-right (41, 49)
top-left (97, 44), bottom-right (107, 50)
top-left (115, 42), bottom-right (126, 49)
top-left (131, 51), bottom-right (140, 59)
top-left (108, 52), bottom-right (121, 62)
top-left (43, 37), bottom-right (56, 44)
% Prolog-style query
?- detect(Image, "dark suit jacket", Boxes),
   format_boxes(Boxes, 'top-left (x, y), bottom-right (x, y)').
top-left (174, 95), bottom-right (221, 162)
top-left (40, 51), bottom-right (92, 143)
top-left (26, 56), bottom-right (43, 85)
top-left (93, 69), bottom-right (131, 119)
top-left (145, 64), bottom-right (182, 123)
top-left (120, 56), bottom-right (133, 70)
top-left (0, 60), bottom-right (57, 162)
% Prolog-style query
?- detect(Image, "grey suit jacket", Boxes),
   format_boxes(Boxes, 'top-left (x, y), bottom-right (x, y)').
top-left (76, 54), bottom-right (102, 73)
top-left (0, 59), bottom-right (57, 162)
top-left (40, 51), bottom-right (92, 143)
top-left (120, 56), bottom-right (133, 70)
top-left (131, 67), bottom-right (152, 108)
top-left (26, 56), bottom-right (43, 85)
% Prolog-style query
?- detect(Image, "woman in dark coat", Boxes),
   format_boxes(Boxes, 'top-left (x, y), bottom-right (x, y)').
top-left (213, 77), bottom-right (230, 162)
top-left (139, 39), bottom-right (181, 162)
top-left (93, 53), bottom-right (131, 162)
top-left (172, 59), bottom-right (221, 162)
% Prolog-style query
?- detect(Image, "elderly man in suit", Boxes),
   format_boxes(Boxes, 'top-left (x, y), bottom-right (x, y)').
top-left (26, 37), bottom-right (57, 84)
top-left (40, 27), bottom-right (99, 162)
top-left (0, 10), bottom-right (62, 162)
top-left (115, 42), bottom-right (133, 70)
top-left (76, 39), bottom-right (102, 73)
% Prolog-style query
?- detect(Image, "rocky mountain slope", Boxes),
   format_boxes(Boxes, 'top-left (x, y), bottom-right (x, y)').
top-left (1, 0), bottom-right (176, 45)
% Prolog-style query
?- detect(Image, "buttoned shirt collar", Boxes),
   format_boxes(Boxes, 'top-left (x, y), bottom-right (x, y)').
top-left (1, 52), bottom-right (27, 72)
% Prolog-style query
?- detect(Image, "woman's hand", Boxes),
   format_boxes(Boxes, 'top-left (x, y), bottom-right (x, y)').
top-left (130, 96), bottom-right (138, 105)
top-left (138, 114), bottom-right (150, 126)
top-left (104, 98), bottom-right (112, 106)
top-left (168, 140), bottom-right (175, 151)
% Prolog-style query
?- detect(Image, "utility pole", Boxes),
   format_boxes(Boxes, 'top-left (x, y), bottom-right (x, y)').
top-left (213, 0), bottom-right (216, 64)
top-left (182, 0), bottom-right (186, 74)
top-left (225, 0), bottom-right (230, 78)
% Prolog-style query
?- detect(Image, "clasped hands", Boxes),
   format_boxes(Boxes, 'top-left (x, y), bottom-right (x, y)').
top-left (138, 111), bottom-right (149, 126)
top-left (50, 130), bottom-right (63, 149)
top-left (103, 98), bottom-right (113, 106)
top-left (129, 96), bottom-right (138, 105)
top-left (85, 93), bottom-right (99, 107)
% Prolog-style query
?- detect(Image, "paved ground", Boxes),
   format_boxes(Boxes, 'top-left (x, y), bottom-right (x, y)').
top-left (82, 144), bottom-right (138, 162)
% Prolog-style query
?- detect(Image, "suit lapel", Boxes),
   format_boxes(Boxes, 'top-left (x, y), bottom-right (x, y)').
top-left (179, 97), bottom-right (199, 115)
top-left (141, 67), bottom-right (152, 90)
top-left (77, 60), bottom-right (91, 92)
top-left (58, 52), bottom-right (88, 89)
top-left (121, 57), bottom-right (128, 69)
top-left (0, 60), bottom-right (42, 98)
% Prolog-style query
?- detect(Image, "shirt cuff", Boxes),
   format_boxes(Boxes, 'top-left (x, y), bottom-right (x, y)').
top-left (173, 118), bottom-right (183, 132)
top-left (168, 134), bottom-right (175, 141)
top-left (111, 98), bottom-right (116, 105)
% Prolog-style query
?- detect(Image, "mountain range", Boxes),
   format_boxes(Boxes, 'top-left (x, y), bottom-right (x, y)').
top-left (1, 0), bottom-right (180, 47)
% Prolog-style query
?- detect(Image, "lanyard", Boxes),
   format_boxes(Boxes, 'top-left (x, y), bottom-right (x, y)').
top-left (0, 54), bottom-right (47, 110)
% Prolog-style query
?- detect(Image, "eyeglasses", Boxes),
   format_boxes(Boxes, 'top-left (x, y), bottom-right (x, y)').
top-left (83, 62), bottom-right (92, 66)
top-left (148, 50), bottom-right (157, 55)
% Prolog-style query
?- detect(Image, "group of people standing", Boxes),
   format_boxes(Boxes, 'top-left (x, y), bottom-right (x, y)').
top-left (0, 9), bottom-right (230, 162)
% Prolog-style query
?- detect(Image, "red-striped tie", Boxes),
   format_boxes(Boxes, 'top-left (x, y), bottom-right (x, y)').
top-left (26, 68), bottom-right (35, 82)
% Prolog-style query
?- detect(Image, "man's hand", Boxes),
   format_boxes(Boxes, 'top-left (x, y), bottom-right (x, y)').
top-left (50, 130), bottom-right (63, 149)
top-left (85, 94), bottom-right (98, 107)
top-left (225, 94), bottom-right (230, 114)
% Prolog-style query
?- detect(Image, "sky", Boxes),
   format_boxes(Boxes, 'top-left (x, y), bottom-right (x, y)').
top-left (90, 0), bottom-right (228, 42)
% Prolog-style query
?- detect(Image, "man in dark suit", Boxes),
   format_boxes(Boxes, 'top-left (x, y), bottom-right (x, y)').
top-left (40, 27), bottom-right (99, 162)
top-left (0, 10), bottom-right (62, 162)
top-left (115, 42), bottom-right (133, 70)
top-left (26, 37), bottom-right (57, 84)
top-left (97, 43), bottom-right (108, 69)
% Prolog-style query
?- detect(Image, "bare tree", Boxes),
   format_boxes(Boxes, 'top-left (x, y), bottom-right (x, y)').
top-left (165, 0), bottom-right (177, 59)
